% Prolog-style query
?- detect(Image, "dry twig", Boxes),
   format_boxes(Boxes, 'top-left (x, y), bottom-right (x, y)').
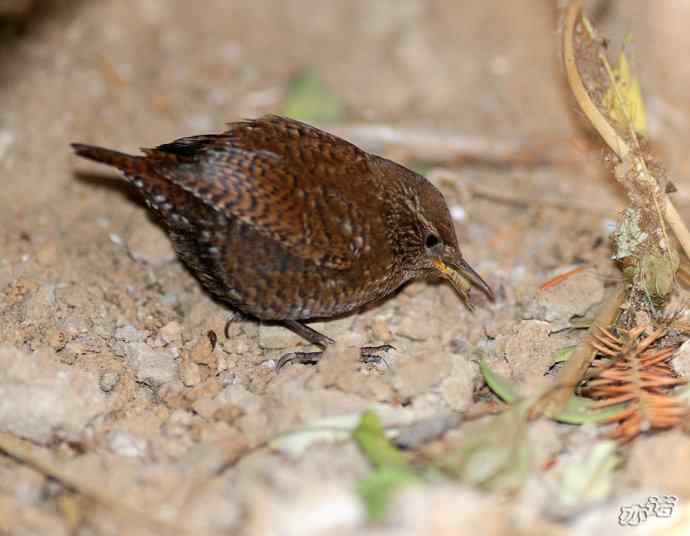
top-left (564, 0), bottom-right (690, 272)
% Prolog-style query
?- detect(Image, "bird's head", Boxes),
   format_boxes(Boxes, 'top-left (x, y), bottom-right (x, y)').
top-left (391, 170), bottom-right (495, 308)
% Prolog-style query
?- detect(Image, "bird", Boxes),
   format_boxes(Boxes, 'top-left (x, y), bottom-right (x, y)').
top-left (72, 115), bottom-right (494, 368)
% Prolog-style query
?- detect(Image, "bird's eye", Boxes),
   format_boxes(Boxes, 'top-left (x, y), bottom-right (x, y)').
top-left (425, 233), bottom-right (440, 249)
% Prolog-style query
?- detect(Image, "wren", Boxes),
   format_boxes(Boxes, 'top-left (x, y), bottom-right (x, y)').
top-left (72, 115), bottom-right (494, 367)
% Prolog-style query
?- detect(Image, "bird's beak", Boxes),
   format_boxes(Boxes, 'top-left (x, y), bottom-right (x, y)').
top-left (433, 256), bottom-right (495, 309)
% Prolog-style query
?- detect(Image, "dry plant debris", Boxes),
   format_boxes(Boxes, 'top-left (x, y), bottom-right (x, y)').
top-left (525, 1), bottom-right (690, 435)
top-left (563, 0), bottom-right (690, 316)
top-left (583, 325), bottom-right (687, 442)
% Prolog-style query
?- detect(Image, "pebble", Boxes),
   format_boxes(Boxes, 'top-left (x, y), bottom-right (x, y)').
top-left (99, 371), bottom-right (121, 392)
top-left (125, 342), bottom-right (177, 386)
top-left (180, 357), bottom-right (202, 387)
top-left (158, 320), bottom-right (183, 345)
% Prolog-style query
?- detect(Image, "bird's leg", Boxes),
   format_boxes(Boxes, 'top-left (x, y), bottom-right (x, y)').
top-left (276, 320), bottom-right (333, 369)
top-left (276, 320), bottom-right (394, 370)
top-left (283, 319), bottom-right (336, 346)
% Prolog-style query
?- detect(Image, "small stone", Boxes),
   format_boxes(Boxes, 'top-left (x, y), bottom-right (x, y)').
top-left (158, 320), bottom-right (182, 345)
top-left (190, 335), bottom-right (217, 370)
top-left (180, 356), bottom-right (202, 387)
top-left (99, 371), bottom-right (121, 392)
top-left (125, 342), bottom-right (177, 386)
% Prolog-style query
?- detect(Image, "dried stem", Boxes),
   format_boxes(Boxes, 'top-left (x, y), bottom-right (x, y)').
top-left (533, 286), bottom-right (625, 416)
top-left (563, 0), bottom-right (690, 262)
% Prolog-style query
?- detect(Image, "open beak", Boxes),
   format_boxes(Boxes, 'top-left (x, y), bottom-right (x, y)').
top-left (433, 257), bottom-right (495, 309)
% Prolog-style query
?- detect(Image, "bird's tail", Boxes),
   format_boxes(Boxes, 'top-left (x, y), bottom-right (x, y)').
top-left (71, 143), bottom-right (145, 175)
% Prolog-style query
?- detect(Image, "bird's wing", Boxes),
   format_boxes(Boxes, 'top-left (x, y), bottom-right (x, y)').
top-left (144, 116), bottom-right (374, 270)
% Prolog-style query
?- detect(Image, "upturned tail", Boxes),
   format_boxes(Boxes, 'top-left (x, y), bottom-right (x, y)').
top-left (71, 143), bottom-right (144, 175)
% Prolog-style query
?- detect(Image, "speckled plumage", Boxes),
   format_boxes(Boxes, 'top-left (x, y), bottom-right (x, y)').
top-left (72, 115), bottom-right (492, 360)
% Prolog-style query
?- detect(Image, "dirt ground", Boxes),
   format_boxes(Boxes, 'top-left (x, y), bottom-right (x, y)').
top-left (2, 1), bottom-right (690, 535)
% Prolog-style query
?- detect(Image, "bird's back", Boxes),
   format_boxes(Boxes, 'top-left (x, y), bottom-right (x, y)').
top-left (74, 116), bottom-right (404, 320)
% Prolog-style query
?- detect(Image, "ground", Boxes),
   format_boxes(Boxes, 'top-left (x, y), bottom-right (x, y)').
top-left (1, 1), bottom-right (690, 535)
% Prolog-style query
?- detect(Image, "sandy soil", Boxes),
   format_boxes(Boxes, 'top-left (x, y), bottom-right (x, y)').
top-left (2, 1), bottom-right (690, 535)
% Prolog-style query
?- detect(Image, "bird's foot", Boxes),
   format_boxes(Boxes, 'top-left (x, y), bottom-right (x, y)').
top-left (276, 344), bottom-right (395, 371)
top-left (276, 350), bottom-right (323, 369)
top-left (360, 344), bottom-right (395, 367)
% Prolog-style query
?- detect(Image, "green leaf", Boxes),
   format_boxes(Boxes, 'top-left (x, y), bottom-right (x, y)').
top-left (358, 467), bottom-right (419, 520)
top-left (480, 359), bottom-right (518, 404)
top-left (546, 395), bottom-right (629, 424)
top-left (353, 410), bottom-right (408, 469)
top-left (281, 71), bottom-right (342, 122)
top-left (480, 359), bottom-right (629, 424)
top-left (353, 411), bottom-right (419, 519)
top-left (602, 50), bottom-right (647, 136)
top-left (641, 249), bottom-right (679, 299)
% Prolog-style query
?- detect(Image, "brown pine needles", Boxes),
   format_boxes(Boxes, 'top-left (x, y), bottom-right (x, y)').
top-left (581, 325), bottom-right (688, 442)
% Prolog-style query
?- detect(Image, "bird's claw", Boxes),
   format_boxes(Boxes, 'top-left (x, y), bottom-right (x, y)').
top-left (276, 344), bottom-right (395, 371)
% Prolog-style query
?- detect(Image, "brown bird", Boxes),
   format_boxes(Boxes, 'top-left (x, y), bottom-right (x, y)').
top-left (72, 115), bottom-right (493, 367)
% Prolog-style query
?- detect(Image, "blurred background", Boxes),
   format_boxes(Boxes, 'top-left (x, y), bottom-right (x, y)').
top-left (2, 1), bottom-right (690, 201)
